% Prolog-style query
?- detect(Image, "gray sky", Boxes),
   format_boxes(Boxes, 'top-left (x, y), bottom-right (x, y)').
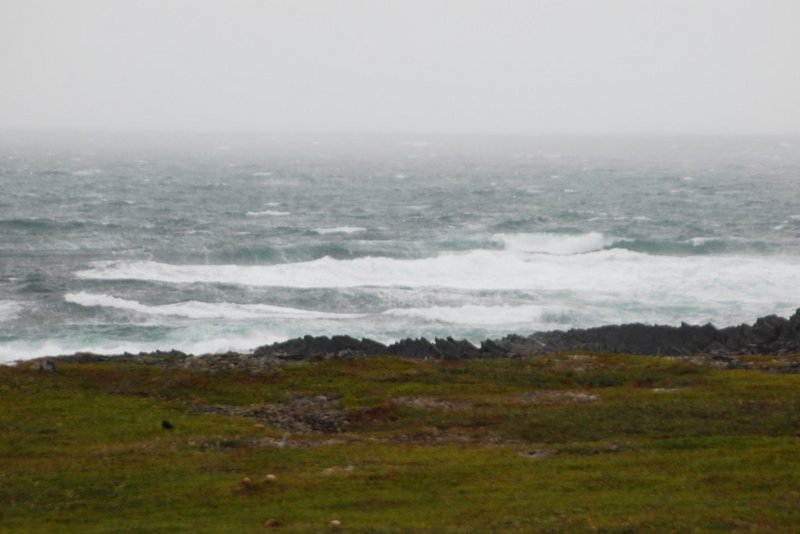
top-left (1, 0), bottom-right (798, 135)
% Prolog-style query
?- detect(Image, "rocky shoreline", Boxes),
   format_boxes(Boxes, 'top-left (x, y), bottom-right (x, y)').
top-left (244, 308), bottom-right (800, 360)
top-left (28, 309), bottom-right (800, 371)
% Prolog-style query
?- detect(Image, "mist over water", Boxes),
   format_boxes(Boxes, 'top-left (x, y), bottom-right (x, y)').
top-left (1, 133), bottom-right (799, 362)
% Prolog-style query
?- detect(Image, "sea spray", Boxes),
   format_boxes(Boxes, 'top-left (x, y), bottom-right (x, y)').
top-left (2, 134), bottom-right (799, 361)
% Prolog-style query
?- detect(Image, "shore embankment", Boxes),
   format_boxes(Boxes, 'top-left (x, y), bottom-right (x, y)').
top-left (27, 309), bottom-right (800, 372)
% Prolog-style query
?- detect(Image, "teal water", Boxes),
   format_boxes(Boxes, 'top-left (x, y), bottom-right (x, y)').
top-left (1, 133), bottom-right (799, 361)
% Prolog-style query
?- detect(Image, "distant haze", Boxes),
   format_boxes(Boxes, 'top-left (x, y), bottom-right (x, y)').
top-left (1, 0), bottom-right (798, 135)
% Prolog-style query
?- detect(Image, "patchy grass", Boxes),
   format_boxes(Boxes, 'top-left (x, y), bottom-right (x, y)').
top-left (2, 353), bottom-right (800, 532)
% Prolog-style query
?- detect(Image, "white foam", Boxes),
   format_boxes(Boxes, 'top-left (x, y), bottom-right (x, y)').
top-left (687, 237), bottom-right (719, 247)
top-left (64, 292), bottom-right (361, 320)
top-left (252, 171), bottom-right (273, 177)
top-left (0, 301), bottom-right (22, 322)
top-left (72, 243), bottom-right (800, 319)
top-left (384, 304), bottom-right (563, 326)
top-left (245, 210), bottom-right (290, 217)
top-left (494, 232), bottom-right (611, 255)
top-left (312, 226), bottom-right (366, 235)
top-left (71, 168), bottom-right (101, 176)
top-left (0, 333), bottom-right (288, 364)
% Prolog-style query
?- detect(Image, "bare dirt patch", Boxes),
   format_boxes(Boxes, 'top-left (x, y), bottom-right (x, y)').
top-left (515, 390), bottom-right (599, 404)
top-left (193, 395), bottom-right (347, 433)
top-left (392, 396), bottom-right (468, 410)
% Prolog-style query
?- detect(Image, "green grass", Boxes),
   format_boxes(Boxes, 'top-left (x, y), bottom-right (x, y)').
top-left (2, 353), bottom-right (800, 532)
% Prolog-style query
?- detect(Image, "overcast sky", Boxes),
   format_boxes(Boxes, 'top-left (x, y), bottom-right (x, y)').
top-left (1, 0), bottom-right (798, 135)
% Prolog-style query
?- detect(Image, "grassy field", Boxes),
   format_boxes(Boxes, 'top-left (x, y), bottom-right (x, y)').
top-left (2, 353), bottom-right (800, 532)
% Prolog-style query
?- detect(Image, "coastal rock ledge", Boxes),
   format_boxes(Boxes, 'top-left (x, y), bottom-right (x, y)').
top-left (253, 309), bottom-right (800, 359)
top-left (31, 309), bottom-right (800, 368)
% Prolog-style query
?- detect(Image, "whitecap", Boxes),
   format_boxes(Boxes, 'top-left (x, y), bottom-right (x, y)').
top-left (72, 250), bottom-right (800, 327)
top-left (246, 210), bottom-right (290, 217)
top-left (312, 226), bottom-right (367, 235)
top-left (0, 301), bottom-right (22, 322)
top-left (493, 232), bottom-right (612, 255)
top-left (71, 169), bottom-right (101, 176)
top-left (0, 333), bottom-right (290, 364)
top-left (687, 237), bottom-right (719, 247)
top-left (384, 304), bottom-right (564, 326)
top-left (64, 292), bottom-right (361, 320)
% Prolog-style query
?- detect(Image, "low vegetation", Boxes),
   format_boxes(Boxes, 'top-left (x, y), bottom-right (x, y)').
top-left (2, 353), bottom-right (800, 532)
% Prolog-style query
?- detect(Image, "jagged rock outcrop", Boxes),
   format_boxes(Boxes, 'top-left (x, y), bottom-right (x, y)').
top-left (253, 335), bottom-right (511, 360)
top-left (253, 335), bottom-right (387, 359)
top-left (500, 309), bottom-right (800, 356)
top-left (250, 309), bottom-right (800, 359)
top-left (41, 308), bottom-right (800, 367)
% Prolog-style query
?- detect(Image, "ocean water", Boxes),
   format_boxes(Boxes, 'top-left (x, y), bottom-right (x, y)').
top-left (1, 132), bottom-right (799, 362)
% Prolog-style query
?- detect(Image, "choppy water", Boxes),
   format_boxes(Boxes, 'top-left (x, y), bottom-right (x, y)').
top-left (1, 132), bottom-right (799, 362)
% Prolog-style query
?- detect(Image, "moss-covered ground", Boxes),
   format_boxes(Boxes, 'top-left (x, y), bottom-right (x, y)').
top-left (2, 353), bottom-right (800, 532)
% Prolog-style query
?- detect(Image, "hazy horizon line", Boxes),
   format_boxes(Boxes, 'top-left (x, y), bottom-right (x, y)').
top-left (2, 128), bottom-right (799, 139)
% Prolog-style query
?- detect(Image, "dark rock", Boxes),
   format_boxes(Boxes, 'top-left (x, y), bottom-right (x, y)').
top-left (253, 335), bottom-right (387, 358)
top-left (248, 308), bottom-right (800, 361)
top-left (433, 337), bottom-right (481, 359)
top-left (495, 308), bottom-right (800, 357)
top-left (479, 339), bottom-right (511, 358)
top-left (30, 308), bottom-right (800, 369)
top-left (385, 338), bottom-right (438, 358)
top-left (705, 341), bottom-right (731, 356)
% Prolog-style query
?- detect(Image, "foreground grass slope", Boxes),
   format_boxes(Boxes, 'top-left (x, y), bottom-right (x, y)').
top-left (2, 353), bottom-right (800, 532)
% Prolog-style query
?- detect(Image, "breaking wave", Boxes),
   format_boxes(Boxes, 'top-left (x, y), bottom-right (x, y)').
top-left (64, 292), bottom-right (361, 320)
top-left (312, 226), bottom-right (367, 235)
top-left (383, 304), bottom-right (569, 326)
top-left (246, 210), bottom-right (290, 217)
top-left (494, 232), bottom-right (613, 254)
top-left (73, 242), bottom-right (800, 316)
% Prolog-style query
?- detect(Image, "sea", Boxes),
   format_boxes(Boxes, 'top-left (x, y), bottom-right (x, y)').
top-left (1, 132), bottom-right (799, 362)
